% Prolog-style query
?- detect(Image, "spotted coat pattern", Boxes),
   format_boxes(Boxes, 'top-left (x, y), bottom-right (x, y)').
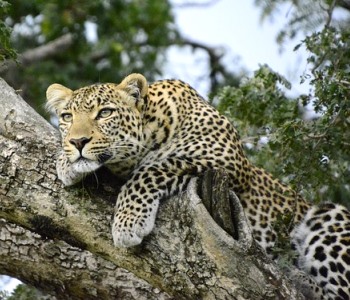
top-left (292, 203), bottom-right (350, 299)
top-left (46, 74), bottom-right (349, 300)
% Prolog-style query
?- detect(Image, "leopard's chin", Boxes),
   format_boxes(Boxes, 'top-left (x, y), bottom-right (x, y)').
top-left (72, 158), bottom-right (101, 174)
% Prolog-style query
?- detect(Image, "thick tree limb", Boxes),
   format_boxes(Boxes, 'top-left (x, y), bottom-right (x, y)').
top-left (0, 220), bottom-right (168, 300)
top-left (0, 78), bottom-right (304, 299)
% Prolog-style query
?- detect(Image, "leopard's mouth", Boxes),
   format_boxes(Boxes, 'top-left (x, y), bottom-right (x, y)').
top-left (71, 151), bottom-right (112, 165)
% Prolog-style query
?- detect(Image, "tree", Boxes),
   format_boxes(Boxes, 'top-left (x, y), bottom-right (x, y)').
top-left (0, 78), bottom-right (305, 299)
top-left (254, 0), bottom-right (350, 45)
top-left (2, 0), bottom-right (350, 298)
top-left (218, 0), bottom-right (350, 206)
top-left (0, 0), bottom-right (239, 117)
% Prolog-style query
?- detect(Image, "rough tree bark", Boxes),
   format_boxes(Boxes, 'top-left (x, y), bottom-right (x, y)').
top-left (0, 78), bottom-right (304, 299)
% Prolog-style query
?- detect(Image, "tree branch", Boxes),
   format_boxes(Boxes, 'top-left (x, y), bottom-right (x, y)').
top-left (0, 219), bottom-right (168, 300)
top-left (0, 78), bottom-right (304, 299)
top-left (22, 33), bottom-right (74, 65)
top-left (0, 33), bottom-right (74, 74)
top-left (171, 37), bottom-right (232, 92)
top-left (172, 0), bottom-right (222, 8)
top-left (0, 31), bottom-right (233, 96)
top-left (337, 0), bottom-right (350, 12)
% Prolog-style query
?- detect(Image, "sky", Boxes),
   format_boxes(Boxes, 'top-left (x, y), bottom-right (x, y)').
top-left (166, 0), bottom-right (310, 96)
top-left (0, 0), bottom-right (311, 295)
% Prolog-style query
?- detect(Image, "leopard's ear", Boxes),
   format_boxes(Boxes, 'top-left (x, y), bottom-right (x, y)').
top-left (118, 73), bottom-right (148, 102)
top-left (46, 84), bottom-right (73, 114)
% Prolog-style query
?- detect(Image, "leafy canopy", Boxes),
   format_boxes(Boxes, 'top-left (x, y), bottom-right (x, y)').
top-left (0, 0), bottom-right (16, 61)
top-left (2, 0), bottom-right (176, 114)
top-left (219, 1), bottom-right (350, 205)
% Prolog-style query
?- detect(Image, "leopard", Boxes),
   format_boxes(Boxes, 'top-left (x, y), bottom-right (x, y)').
top-left (291, 202), bottom-right (350, 299)
top-left (46, 73), bottom-right (350, 299)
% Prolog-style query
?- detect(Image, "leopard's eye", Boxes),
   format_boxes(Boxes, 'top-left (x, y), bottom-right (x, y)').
top-left (97, 108), bottom-right (114, 119)
top-left (61, 113), bottom-right (73, 122)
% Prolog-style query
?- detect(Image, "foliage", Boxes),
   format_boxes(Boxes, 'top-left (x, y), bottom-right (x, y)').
top-left (2, 0), bottom-right (176, 115)
top-left (254, 0), bottom-right (350, 44)
top-left (2, 0), bottom-right (240, 117)
top-left (0, 283), bottom-right (49, 300)
top-left (0, 0), bottom-right (17, 61)
top-left (218, 3), bottom-right (350, 206)
top-left (0, 290), bottom-right (9, 299)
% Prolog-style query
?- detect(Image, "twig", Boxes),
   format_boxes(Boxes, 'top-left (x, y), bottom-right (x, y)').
top-left (173, 0), bottom-right (221, 8)
top-left (172, 36), bottom-right (230, 91)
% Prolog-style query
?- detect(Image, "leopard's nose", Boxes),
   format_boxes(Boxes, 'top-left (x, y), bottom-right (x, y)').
top-left (69, 137), bottom-right (92, 152)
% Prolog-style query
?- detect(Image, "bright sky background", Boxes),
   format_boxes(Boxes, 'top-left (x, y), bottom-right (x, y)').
top-left (1, 0), bottom-right (311, 294)
top-left (166, 0), bottom-right (310, 96)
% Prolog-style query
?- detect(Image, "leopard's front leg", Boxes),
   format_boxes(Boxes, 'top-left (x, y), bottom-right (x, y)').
top-left (112, 160), bottom-right (195, 247)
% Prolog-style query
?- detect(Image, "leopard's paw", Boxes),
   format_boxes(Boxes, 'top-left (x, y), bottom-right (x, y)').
top-left (111, 209), bottom-right (156, 248)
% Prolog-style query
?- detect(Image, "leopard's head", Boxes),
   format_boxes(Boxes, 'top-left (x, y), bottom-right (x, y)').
top-left (46, 73), bottom-right (148, 176)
